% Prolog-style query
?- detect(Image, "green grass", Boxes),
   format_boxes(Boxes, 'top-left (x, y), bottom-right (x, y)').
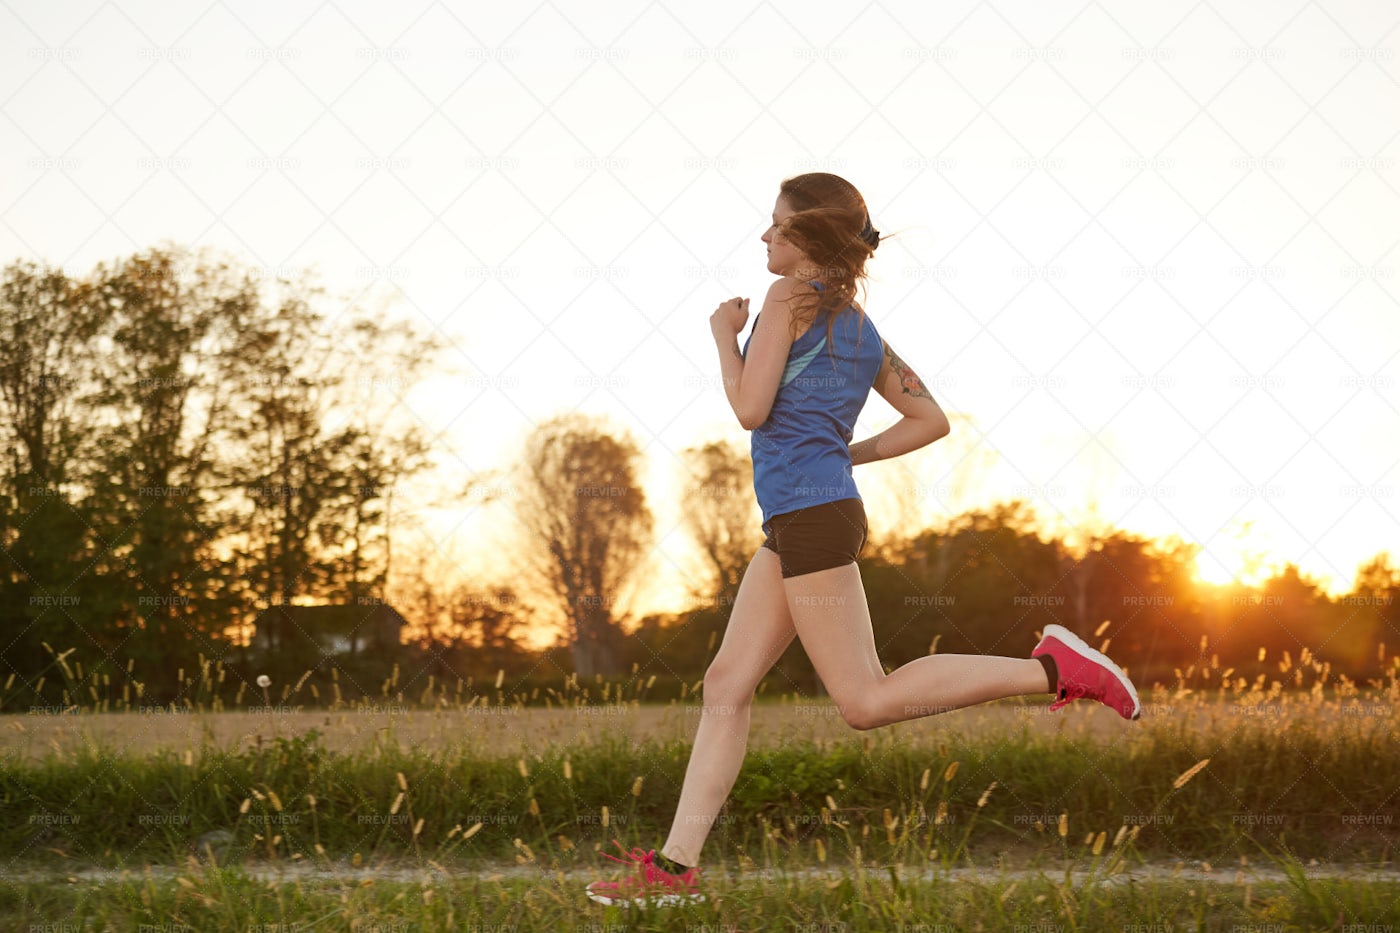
top-left (3, 862), bottom-right (1398, 931)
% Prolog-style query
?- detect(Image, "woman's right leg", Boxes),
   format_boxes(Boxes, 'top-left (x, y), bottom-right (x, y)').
top-left (660, 546), bottom-right (795, 868)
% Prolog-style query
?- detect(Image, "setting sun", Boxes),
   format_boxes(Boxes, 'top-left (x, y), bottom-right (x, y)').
top-left (1189, 519), bottom-right (1294, 592)
top-left (1192, 548), bottom-right (1281, 589)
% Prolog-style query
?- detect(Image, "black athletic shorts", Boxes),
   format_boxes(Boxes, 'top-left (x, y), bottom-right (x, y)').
top-left (760, 497), bottom-right (869, 578)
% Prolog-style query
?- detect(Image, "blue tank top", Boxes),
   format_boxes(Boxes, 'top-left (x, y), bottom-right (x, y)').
top-left (741, 279), bottom-right (884, 527)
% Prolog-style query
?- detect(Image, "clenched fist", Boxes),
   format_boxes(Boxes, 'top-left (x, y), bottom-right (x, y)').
top-left (710, 296), bottom-right (750, 339)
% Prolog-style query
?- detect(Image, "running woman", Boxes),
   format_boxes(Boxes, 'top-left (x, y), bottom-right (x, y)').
top-left (586, 173), bottom-right (1141, 908)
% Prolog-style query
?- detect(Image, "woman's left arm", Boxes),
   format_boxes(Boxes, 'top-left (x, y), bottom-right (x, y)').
top-left (849, 338), bottom-right (950, 464)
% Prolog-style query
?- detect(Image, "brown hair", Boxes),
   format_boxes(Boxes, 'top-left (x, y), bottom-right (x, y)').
top-left (771, 173), bottom-right (889, 353)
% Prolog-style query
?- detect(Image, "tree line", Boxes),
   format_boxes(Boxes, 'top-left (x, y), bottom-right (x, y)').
top-left (482, 415), bottom-right (1399, 693)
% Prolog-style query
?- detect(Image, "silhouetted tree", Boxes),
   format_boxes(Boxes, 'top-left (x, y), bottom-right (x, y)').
top-left (0, 261), bottom-right (101, 683)
top-left (84, 247), bottom-right (259, 676)
top-left (1353, 553), bottom-right (1399, 666)
top-left (512, 413), bottom-right (653, 678)
top-left (677, 437), bottom-right (762, 612)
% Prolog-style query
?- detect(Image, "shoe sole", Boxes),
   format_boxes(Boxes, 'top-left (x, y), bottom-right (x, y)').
top-left (1039, 623), bottom-right (1142, 720)
top-left (585, 889), bottom-right (706, 907)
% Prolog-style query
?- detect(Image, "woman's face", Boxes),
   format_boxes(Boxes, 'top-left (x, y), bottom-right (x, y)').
top-left (761, 196), bottom-right (813, 279)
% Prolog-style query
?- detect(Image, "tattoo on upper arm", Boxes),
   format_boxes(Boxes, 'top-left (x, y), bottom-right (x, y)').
top-left (885, 344), bottom-right (933, 402)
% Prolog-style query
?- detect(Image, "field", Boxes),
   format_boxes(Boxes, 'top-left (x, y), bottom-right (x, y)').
top-left (2, 660), bottom-right (1399, 930)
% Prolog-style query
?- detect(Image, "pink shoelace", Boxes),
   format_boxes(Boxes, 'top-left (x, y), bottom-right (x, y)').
top-left (599, 840), bottom-right (656, 868)
top-left (596, 838), bottom-right (697, 885)
top-left (1048, 681), bottom-right (1100, 712)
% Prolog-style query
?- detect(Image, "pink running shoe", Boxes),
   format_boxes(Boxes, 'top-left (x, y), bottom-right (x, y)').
top-left (1032, 623), bottom-right (1142, 720)
top-left (584, 838), bottom-right (705, 908)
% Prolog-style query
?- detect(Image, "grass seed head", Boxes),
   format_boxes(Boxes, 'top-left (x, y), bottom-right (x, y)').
top-left (1172, 758), bottom-right (1211, 789)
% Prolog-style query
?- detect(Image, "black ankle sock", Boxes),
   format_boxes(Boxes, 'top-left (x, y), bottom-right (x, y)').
top-left (654, 851), bottom-right (691, 874)
top-left (1037, 655), bottom-right (1059, 694)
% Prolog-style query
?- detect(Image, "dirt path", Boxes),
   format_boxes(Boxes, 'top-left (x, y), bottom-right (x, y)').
top-left (6, 858), bottom-right (1395, 888)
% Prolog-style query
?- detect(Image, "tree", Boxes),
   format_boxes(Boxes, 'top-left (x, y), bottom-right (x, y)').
top-left (1351, 554), bottom-right (1399, 672)
top-left (1066, 529), bottom-right (1203, 680)
top-left (677, 437), bottom-right (763, 612)
top-left (0, 260), bottom-right (100, 682)
top-left (900, 501), bottom-right (1065, 656)
top-left (317, 314), bottom-right (439, 613)
top-left (84, 246), bottom-right (259, 676)
top-left (870, 410), bottom-right (996, 567)
top-left (226, 290), bottom-right (439, 691)
top-left (512, 413), bottom-right (654, 678)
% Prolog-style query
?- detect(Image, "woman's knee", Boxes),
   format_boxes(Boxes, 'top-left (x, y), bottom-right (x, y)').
top-left (834, 689), bottom-right (884, 731)
top-left (701, 662), bottom-right (757, 712)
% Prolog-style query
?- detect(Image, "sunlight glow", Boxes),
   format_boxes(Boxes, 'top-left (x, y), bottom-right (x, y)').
top-left (1192, 544), bottom-right (1279, 590)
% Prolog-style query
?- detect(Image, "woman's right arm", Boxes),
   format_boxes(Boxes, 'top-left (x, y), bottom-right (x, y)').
top-left (849, 339), bottom-right (950, 466)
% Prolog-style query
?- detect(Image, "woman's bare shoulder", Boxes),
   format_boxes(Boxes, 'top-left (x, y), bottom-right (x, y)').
top-left (761, 276), bottom-right (821, 316)
top-left (768, 275), bottom-right (820, 295)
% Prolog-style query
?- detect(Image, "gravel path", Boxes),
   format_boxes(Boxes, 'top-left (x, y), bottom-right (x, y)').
top-left (6, 859), bottom-right (1396, 887)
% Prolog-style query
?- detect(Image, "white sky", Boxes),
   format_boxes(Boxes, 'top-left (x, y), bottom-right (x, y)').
top-left (3, 0), bottom-right (1398, 639)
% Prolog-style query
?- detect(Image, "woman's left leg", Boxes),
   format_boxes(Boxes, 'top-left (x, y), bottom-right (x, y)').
top-left (782, 561), bottom-right (1052, 730)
